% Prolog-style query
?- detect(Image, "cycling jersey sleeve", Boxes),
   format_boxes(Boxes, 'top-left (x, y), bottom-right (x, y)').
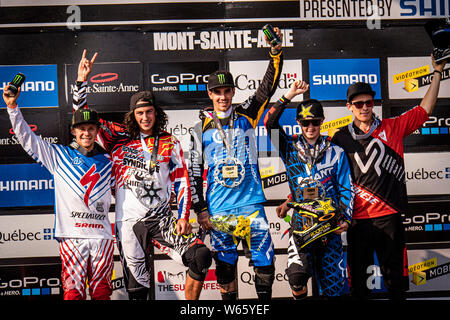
top-left (333, 146), bottom-right (354, 223)
top-left (236, 50), bottom-right (283, 128)
top-left (169, 137), bottom-right (192, 220)
top-left (72, 80), bottom-right (127, 153)
top-left (188, 121), bottom-right (208, 214)
top-left (263, 95), bottom-right (292, 161)
top-left (7, 105), bottom-right (58, 174)
top-left (394, 105), bottom-right (429, 138)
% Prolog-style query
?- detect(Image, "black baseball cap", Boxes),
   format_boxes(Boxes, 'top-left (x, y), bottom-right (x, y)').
top-left (72, 108), bottom-right (99, 127)
top-left (207, 70), bottom-right (234, 90)
top-left (347, 82), bottom-right (376, 102)
top-left (130, 91), bottom-right (155, 111)
top-left (296, 99), bottom-right (324, 120)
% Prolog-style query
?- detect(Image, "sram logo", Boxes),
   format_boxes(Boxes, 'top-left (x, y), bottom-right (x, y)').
top-left (354, 139), bottom-right (385, 176)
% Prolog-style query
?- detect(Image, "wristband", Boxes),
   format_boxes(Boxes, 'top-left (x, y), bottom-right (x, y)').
top-left (433, 70), bottom-right (442, 76)
top-left (279, 95), bottom-right (291, 105)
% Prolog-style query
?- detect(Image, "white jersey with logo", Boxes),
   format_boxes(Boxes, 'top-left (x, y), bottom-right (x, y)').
top-left (8, 106), bottom-right (113, 239)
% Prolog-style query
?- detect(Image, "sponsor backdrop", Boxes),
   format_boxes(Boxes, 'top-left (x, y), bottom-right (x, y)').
top-left (0, 65), bottom-right (59, 109)
top-left (0, 0), bottom-right (449, 300)
top-left (64, 62), bottom-right (143, 112)
top-left (0, 109), bottom-right (60, 164)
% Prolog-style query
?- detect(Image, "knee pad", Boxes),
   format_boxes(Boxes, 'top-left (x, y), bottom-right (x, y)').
top-left (215, 259), bottom-right (237, 285)
top-left (254, 264), bottom-right (275, 288)
top-left (254, 264), bottom-right (275, 300)
top-left (287, 272), bottom-right (309, 292)
top-left (185, 244), bottom-right (212, 281)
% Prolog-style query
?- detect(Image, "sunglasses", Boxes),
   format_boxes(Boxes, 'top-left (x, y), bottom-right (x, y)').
top-left (351, 99), bottom-right (374, 109)
top-left (299, 119), bottom-right (321, 127)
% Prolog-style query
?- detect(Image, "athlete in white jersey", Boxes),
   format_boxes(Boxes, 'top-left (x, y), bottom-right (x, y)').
top-left (4, 85), bottom-right (114, 300)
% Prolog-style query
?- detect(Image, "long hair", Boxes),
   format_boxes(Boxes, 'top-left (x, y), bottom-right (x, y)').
top-left (123, 104), bottom-right (168, 139)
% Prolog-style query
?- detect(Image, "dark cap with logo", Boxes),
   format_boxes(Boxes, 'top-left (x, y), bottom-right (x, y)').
top-left (207, 70), bottom-right (235, 90)
top-left (296, 99), bottom-right (324, 120)
top-left (130, 91), bottom-right (155, 111)
top-left (72, 108), bottom-right (99, 127)
top-left (346, 82), bottom-right (376, 102)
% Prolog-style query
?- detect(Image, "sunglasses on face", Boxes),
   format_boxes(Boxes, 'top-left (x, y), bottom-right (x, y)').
top-left (299, 119), bottom-right (321, 127)
top-left (351, 99), bottom-right (374, 109)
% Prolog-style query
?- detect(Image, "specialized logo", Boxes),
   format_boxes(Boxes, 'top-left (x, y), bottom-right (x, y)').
top-left (354, 139), bottom-right (385, 176)
top-left (80, 164), bottom-right (100, 207)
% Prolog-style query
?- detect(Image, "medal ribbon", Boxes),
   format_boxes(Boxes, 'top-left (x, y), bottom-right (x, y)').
top-left (140, 133), bottom-right (160, 175)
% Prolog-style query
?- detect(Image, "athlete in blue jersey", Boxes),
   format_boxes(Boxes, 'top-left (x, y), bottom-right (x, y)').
top-left (264, 80), bottom-right (353, 299)
top-left (188, 27), bottom-right (283, 300)
top-left (4, 86), bottom-right (114, 300)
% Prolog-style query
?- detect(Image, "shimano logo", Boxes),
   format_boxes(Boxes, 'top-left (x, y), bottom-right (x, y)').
top-left (1, 81), bottom-right (55, 92)
top-left (0, 179), bottom-right (54, 192)
top-left (312, 74), bottom-right (378, 86)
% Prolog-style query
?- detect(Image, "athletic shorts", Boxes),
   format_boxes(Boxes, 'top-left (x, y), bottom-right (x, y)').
top-left (346, 213), bottom-right (409, 299)
top-left (115, 212), bottom-right (203, 293)
top-left (209, 203), bottom-right (274, 267)
top-left (59, 238), bottom-right (114, 300)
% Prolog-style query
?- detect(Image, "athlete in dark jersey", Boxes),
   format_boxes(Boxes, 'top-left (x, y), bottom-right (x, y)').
top-left (331, 55), bottom-right (447, 300)
top-left (265, 80), bottom-right (353, 298)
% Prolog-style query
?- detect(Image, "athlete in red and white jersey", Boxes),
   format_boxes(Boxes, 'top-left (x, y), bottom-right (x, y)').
top-left (4, 86), bottom-right (114, 300)
top-left (73, 50), bottom-right (212, 300)
top-left (332, 55), bottom-right (447, 300)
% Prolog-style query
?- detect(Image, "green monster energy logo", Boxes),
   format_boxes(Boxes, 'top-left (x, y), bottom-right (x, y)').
top-left (82, 110), bottom-right (91, 120)
top-left (263, 29), bottom-right (274, 41)
top-left (12, 74), bottom-right (24, 86)
top-left (217, 73), bottom-right (226, 84)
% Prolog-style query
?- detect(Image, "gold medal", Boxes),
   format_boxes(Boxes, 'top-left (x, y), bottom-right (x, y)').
top-left (222, 165), bottom-right (238, 179)
top-left (303, 187), bottom-right (319, 200)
